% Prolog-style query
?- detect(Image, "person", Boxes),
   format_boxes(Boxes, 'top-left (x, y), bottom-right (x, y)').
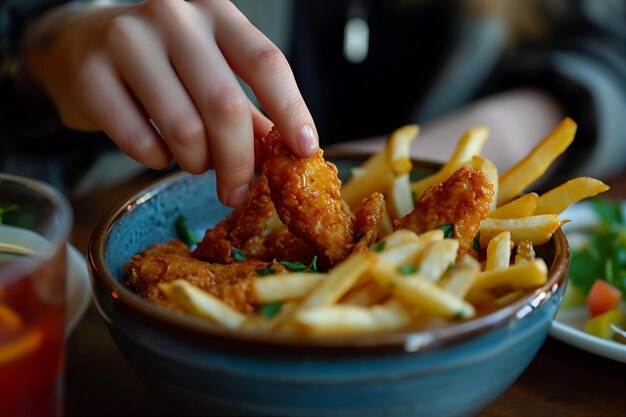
top-left (1, 0), bottom-right (624, 203)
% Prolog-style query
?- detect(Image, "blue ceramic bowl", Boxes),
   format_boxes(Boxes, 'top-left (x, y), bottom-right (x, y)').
top-left (88, 155), bottom-right (569, 417)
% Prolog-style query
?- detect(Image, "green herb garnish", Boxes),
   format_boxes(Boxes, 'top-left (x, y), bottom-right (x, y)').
top-left (438, 223), bottom-right (455, 239)
top-left (397, 265), bottom-right (418, 276)
top-left (259, 302), bottom-right (282, 318)
top-left (175, 214), bottom-right (199, 246)
top-left (472, 231), bottom-right (481, 253)
top-left (0, 204), bottom-right (18, 224)
top-left (569, 198), bottom-right (626, 299)
top-left (373, 241), bottom-right (386, 253)
top-left (255, 263), bottom-right (277, 277)
top-left (232, 247), bottom-right (247, 261)
top-left (280, 260), bottom-right (308, 271)
top-left (280, 256), bottom-right (319, 273)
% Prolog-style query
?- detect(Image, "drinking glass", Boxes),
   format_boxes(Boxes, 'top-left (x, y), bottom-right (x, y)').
top-left (0, 173), bottom-right (73, 416)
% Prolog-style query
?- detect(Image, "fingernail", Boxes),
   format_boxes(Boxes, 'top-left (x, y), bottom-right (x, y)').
top-left (297, 124), bottom-right (319, 156)
top-left (228, 184), bottom-right (249, 207)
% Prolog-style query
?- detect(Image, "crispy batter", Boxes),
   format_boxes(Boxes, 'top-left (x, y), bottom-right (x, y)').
top-left (394, 166), bottom-right (493, 253)
top-left (262, 229), bottom-right (317, 265)
top-left (140, 240), bottom-right (191, 257)
top-left (352, 192), bottom-right (386, 253)
top-left (193, 175), bottom-right (276, 263)
top-left (261, 127), bottom-right (355, 267)
top-left (125, 254), bottom-right (287, 314)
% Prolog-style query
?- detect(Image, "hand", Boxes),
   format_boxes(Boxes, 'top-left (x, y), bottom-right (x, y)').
top-left (19, 0), bottom-right (318, 206)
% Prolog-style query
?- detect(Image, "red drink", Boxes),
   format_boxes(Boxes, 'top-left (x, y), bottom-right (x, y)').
top-left (0, 173), bottom-right (72, 417)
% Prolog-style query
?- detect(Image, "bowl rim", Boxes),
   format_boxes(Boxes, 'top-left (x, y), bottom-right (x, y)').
top-left (88, 151), bottom-right (570, 352)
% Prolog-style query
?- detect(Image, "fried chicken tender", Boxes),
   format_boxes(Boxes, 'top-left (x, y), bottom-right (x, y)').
top-left (125, 253), bottom-right (287, 314)
top-left (352, 192), bottom-right (386, 253)
top-left (261, 127), bottom-right (355, 267)
top-left (394, 166), bottom-right (493, 253)
top-left (193, 175), bottom-right (276, 263)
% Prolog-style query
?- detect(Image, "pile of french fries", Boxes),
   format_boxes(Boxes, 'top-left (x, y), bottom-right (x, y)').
top-left (158, 117), bottom-right (609, 335)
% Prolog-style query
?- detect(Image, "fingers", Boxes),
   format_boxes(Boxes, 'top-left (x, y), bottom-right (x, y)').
top-left (163, 5), bottom-right (255, 206)
top-left (105, 14), bottom-right (212, 174)
top-left (72, 56), bottom-right (172, 169)
top-left (206, 1), bottom-right (319, 158)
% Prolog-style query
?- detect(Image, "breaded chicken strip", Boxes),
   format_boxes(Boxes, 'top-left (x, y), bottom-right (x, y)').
top-left (125, 254), bottom-right (287, 314)
top-left (261, 127), bottom-right (354, 267)
top-left (394, 166), bottom-right (493, 253)
top-left (352, 192), bottom-right (386, 253)
top-left (193, 175), bottom-right (276, 263)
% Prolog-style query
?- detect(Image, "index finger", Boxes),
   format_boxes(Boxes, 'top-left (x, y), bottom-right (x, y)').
top-left (206, 1), bottom-right (319, 158)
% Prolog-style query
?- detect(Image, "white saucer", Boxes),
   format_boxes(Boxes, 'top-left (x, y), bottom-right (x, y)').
top-left (66, 244), bottom-right (91, 339)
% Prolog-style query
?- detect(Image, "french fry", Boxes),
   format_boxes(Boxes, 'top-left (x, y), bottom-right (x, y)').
top-left (376, 241), bottom-right (424, 267)
top-left (252, 273), bottom-right (326, 304)
top-left (417, 239), bottom-right (459, 282)
top-left (295, 299), bottom-right (411, 335)
top-left (410, 126), bottom-right (488, 198)
top-left (379, 229), bottom-right (421, 249)
top-left (468, 258), bottom-right (548, 296)
top-left (370, 260), bottom-right (476, 319)
top-left (479, 215), bottom-right (561, 246)
top-left (470, 155), bottom-right (499, 211)
top-left (341, 280), bottom-right (389, 306)
top-left (342, 157), bottom-right (412, 210)
top-left (534, 177), bottom-right (610, 215)
top-left (386, 125), bottom-right (420, 219)
top-left (374, 229), bottom-right (445, 266)
top-left (446, 127), bottom-right (489, 169)
top-left (158, 280), bottom-right (246, 329)
top-left (488, 193), bottom-right (539, 219)
top-left (298, 252), bottom-right (374, 309)
top-left (485, 231), bottom-right (512, 271)
top-left (387, 174), bottom-right (415, 219)
top-left (440, 254), bottom-right (480, 298)
top-left (498, 117), bottom-right (577, 205)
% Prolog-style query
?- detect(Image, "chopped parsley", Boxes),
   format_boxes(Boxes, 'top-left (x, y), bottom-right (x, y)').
top-left (438, 223), bottom-right (455, 239)
top-left (255, 263), bottom-right (277, 277)
top-left (0, 204), bottom-right (18, 224)
top-left (280, 256), bottom-right (319, 273)
top-left (175, 214), bottom-right (199, 246)
top-left (453, 311), bottom-right (466, 319)
top-left (232, 247), bottom-right (247, 261)
top-left (259, 302), bottom-right (282, 318)
top-left (373, 241), bottom-right (386, 253)
top-left (472, 232), bottom-right (481, 253)
top-left (397, 265), bottom-right (419, 276)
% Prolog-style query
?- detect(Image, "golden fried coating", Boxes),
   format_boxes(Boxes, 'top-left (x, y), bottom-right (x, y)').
top-left (193, 175), bottom-right (276, 263)
top-left (261, 127), bottom-right (355, 267)
top-left (262, 229), bottom-right (317, 265)
top-left (140, 239), bottom-right (191, 257)
top-left (125, 254), bottom-right (287, 313)
top-left (352, 192), bottom-right (386, 253)
top-left (394, 166), bottom-right (493, 253)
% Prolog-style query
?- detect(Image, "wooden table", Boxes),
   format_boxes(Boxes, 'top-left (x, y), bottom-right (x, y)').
top-left (64, 170), bottom-right (626, 417)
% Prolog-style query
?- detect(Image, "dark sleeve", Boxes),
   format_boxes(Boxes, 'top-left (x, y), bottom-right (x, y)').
top-left (485, 0), bottom-right (626, 184)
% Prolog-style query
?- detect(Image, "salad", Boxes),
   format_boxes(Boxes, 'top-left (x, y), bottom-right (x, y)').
top-left (562, 198), bottom-right (626, 343)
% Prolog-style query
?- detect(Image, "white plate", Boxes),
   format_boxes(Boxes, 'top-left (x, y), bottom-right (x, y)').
top-left (66, 244), bottom-right (91, 339)
top-left (550, 201), bottom-right (626, 363)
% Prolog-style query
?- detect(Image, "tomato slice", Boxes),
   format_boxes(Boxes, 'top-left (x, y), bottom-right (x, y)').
top-left (587, 280), bottom-right (623, 317)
